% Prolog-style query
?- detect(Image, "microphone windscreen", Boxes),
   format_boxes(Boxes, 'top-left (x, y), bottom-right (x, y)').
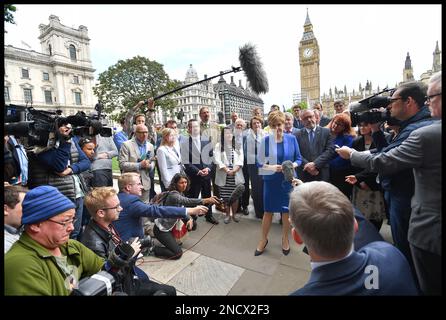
top-left (239, 43), bottom-right (269, 95)
top-left (282, 160), bottom-right (295, 182)
top-left (228, 184), bottom-right (245, 205)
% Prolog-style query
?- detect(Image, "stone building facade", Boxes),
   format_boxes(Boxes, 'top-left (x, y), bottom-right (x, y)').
top-left (4, 15), bottom-right (96, 116)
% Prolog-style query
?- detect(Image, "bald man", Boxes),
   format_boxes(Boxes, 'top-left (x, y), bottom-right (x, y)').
top-left (119, 124), bottom-right (155, 204)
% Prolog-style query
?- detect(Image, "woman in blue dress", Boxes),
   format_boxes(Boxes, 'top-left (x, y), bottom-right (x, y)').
top-left (255, 111), bottom-right (302, 256)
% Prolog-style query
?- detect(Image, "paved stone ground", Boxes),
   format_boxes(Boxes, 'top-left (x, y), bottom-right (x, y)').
top-left (113, 177), bottom-right (393, 295)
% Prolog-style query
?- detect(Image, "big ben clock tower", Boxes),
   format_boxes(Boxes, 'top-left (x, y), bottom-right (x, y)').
top-left (299, 9), bottom-right (320, 103)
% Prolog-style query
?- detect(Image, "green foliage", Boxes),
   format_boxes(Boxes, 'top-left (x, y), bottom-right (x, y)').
top-left (4, 4), bottom-right (17, 31)
top-left (93, 56), bottom-right (182, 121)
top-left (299, 101), bottom-right (309, 110)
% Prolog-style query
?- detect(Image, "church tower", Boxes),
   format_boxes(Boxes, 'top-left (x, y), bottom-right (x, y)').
top-left (432, 40), bottom-right (441, 73)
top-left (403, 52), bottom-right (414, 83)
top-left (299, 9), bottom-right (320, 104)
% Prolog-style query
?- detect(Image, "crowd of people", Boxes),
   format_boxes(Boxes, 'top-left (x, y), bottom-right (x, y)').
top-left (4, 71), bottom-right (441, 296)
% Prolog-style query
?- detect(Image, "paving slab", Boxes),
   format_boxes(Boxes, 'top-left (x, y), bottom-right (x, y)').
top-left (137, 250), bottom-right (201, 284)
top-left (167, 255), bottom-right (245, 296)
top-left (227, 269), bottom-right (273, 296)
top-left (263, 264), bottom-right (311, 295)
top-left (184, 217), bottom-right (291, 276)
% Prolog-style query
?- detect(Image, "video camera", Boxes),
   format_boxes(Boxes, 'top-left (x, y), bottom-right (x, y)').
top-left (348, 88), bottom-right (400, 127)
top-left (71, 270), bottom-right (116, 296)
top-left (4, 102), bottom-right (113, 148)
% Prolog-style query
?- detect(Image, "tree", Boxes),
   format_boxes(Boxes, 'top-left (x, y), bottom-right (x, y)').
top-left (93, 56), bottom-right (182, 121)
top-left (4, 4), bottom-right (17, 33)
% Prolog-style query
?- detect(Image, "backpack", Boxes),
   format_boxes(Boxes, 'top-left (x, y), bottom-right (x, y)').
top-left (150, 191), bottom-right (170, 206)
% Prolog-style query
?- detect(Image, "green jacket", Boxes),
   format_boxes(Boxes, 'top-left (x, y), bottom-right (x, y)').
top-left (5, 232), bottom-right (105, 296)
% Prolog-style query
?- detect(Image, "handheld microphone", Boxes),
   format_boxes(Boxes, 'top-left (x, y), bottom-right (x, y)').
top-left (228, 184), bottom-right (245, 205)
top-left (282, 160), bottom-right (295, 183)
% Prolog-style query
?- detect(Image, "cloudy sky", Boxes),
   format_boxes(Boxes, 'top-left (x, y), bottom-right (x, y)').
top-left (4, 4), bottom-right (442, 110)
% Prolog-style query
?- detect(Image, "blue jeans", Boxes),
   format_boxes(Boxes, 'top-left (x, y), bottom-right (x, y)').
top-left (70, 197), bottom-right (84, 240)
top-left (385, 190), bottom-right (414, 268)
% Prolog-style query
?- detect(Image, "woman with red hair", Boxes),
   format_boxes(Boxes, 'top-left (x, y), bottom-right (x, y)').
top-left (326, 113), bottom-right (356, 198)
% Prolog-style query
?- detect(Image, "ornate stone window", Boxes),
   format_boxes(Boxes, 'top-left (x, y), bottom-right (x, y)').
top-left (5, 87), bottom-right (10, 102)
top-left (74, 92), bottom-right (82, 105)
top-left (69, 44), bottom-right (77, 60)
top-left (23, 88), bottom-right (33, 103)
top-left (44, 90), bottom-right (53, 104)
top-left (21, 68), bottom-right (30, 79)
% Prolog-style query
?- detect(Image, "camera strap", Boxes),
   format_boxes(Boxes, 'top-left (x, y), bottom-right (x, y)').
top-left (91, 272), bottom-right (113, 296)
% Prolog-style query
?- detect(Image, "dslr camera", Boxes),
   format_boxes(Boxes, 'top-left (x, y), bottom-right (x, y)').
top-left (128, 235), bottom-right (154, 249)
top-left (348, 88), bottom-right (400, 127)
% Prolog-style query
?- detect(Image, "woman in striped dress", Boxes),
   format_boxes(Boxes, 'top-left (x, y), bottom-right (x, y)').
top-left (214, 126), bottom-right (245, 224)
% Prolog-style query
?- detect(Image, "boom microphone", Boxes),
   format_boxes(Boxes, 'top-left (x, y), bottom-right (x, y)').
top-left (239, 43), bottom-right (269, 95)
top-left (228, 184), bottom-right (246, 205)
top-left (146, 43), bottom-right (269, 111)
top-left (282, 160), bottom-right (295, 183)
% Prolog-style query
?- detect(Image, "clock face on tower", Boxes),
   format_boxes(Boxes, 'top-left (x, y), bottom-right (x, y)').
top-left (303, 48), bottom-right (314, 58)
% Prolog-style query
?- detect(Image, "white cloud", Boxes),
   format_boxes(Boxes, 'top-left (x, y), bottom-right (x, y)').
top-left (4, 4), bottom-right (441, 111)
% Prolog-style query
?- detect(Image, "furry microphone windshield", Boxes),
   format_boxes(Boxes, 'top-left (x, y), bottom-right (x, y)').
top-left (239, 43), bottom-right (269, 95)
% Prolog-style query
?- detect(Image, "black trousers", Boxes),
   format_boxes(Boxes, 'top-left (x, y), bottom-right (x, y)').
top-left (247, 164), bottom-right (264, 218)
top-left (153, 224), bottom-right (183, 260)
top-left (136, 278), bottom-right (177, 296)
top-left (92, 169), bottom-right (113, 187)
top-left (241, 162), bottom-right (250, 210)
top-left (410, 244), bottom-right (442, 295)
top-left (329, 167), bottom-right (353, 199)
top-left (187, 176), bottom-right (213, 219)
top-left (149, 168), bottom-right (156, 200)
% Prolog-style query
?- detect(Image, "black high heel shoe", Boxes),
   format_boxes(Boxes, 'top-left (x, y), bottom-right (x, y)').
top-left (254, 239), bottom-right (269, 256)
top-left (282, 238), bottom-right (290, 256)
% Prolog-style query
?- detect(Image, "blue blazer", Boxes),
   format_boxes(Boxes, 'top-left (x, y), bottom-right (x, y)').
top-left (257, 133), bottom-right (302, 180)
top-left (291, 241), bottom-right (419, 296)
top-left (113, 192), bottom-right (188, 240)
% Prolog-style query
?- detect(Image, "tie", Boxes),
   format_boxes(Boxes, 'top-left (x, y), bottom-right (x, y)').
top-left (309, 130), bottom-right (314, 145)
top-left (254, 134), bottom-right (258, 157)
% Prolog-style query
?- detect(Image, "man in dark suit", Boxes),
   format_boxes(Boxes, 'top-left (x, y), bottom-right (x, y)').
top-left (294, 109), bottom-right (336, 182)
top-left (336, 71), bottom-right (442, 295)
top-left (181, 119), bottom-right (219, 228)
top-left (289, 181), bottom-right (418, 295)
top-left (284, 112), bottom-right (299, 135)
top-left (292, 104), bottom-right (304, 129)
top-left (312, 102), bottom-right (331, 127)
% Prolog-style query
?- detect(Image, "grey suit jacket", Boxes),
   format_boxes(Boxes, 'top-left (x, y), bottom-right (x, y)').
top-left (294, 126), bottom-right (336, 182)
top-left (154, 190), bottom-right (199, 232)
top-left (118, 137), bottom-right (155, 191)
top-left (350, 121), bottom-right (442, 255)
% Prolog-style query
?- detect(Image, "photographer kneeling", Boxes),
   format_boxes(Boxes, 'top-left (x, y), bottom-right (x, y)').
top-left (82, 186), bottom-right (178, 296)
top-left (4, 186), bottom-right (130, 295)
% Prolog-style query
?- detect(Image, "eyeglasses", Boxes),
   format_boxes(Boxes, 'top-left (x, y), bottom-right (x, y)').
top-left (425, 92), bottom-right (441, 102)
top-left (136, 131), bottom-right (149, 134)
top-left (389, 97), bottom-right (404, 103)
top-left (101, 204), bottom-right (122, 211)
top-left (47, 217), bottom-right (78, 228)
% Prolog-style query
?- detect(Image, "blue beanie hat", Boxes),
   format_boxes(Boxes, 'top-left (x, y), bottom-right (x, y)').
top-left (22, 186), bottom-right (76, 225)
